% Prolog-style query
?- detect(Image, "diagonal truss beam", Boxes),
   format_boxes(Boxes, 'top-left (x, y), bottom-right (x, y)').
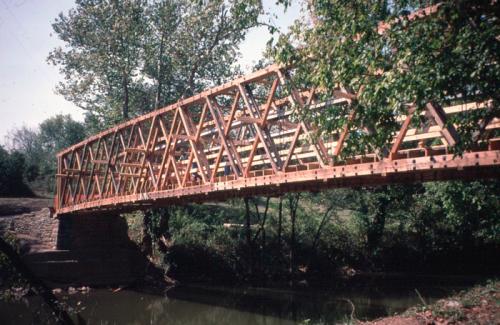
top-left (206, 97), bottom-right (243, 178)
top-left (178, 106), bottom-right (212, 183)
top-left (54, 60), bottom-right (499, 214)
top-left (238, 82), bottom-right (282, 174)
top-left (277, 70), bottom-right (331, 168)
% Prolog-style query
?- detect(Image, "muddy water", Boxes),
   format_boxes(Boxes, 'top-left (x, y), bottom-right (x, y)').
top-left (0, 275), bottom-right (480, 324)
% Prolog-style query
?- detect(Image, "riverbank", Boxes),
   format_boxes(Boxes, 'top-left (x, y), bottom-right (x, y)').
top-left (362, 280), bottom-right (499, 325)
top-left (0, 196), bottom-right (498, 323)
top-left (0, 197), bottom-right (52, 217)
top-left (1, 278), bottom-right (498, 324)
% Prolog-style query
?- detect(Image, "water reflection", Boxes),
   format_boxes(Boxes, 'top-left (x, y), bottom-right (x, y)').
top-left (0, 278), bottom-right (472, 325)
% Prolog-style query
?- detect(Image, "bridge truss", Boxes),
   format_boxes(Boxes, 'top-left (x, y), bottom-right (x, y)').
top-left (55, 64), bottom-right (500, 215)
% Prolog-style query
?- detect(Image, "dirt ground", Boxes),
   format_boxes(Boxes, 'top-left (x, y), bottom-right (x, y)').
top-left (0, 197), bottom-right (57, 252)
top-left (362, 281), bottom-right (500, 325)
top-left (0, 197), bottom-right (53, 217)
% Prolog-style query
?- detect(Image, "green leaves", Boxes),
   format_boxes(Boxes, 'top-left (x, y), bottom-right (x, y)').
top-left (49, 0), bottom-right (262, 132)
top-left (271, 0), bottom-right (500, 155)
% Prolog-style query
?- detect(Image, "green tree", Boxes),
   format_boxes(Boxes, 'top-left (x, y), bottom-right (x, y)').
top-left (8, 115), bottom-right (85, 175)
top-left (144, 0), bottom-right (263, 105)
top-left (48, 0), bottom-right (265, 266)
top-left (49, 0), bottom-right (263, 132)
top-left (413, 181), bottom-right (500, 251)
top-left (272, 0), bottom-right (499, 154)
top-left (0, 146), bottom-right (32, 196)
top-left (38, 115), bottom-right (86, 163)
top-left (6, 126), bottom-right (40, 168)
top-left (49, 0), bottom-right (147, 129)
top-left (6, 115), bottom-right (85, 193)
top-left (36, 115), bottom-right (86, 193)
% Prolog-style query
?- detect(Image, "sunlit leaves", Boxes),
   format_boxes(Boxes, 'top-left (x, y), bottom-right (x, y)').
top-left (271, 0), bottom-right (499, 155)
top-left (49, 0), bottom-right (262, 133)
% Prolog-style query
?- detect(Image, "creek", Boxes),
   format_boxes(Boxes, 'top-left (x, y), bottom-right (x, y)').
top-left (0, 274), bottom-right (483, 324)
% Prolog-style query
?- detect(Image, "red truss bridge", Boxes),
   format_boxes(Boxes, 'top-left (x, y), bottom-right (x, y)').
top-left (54, 64), bottom-right (500, 215)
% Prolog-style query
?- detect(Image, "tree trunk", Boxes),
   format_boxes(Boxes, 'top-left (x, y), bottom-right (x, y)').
top-left (155, 208), bottom-right (173, 278)
top-left (367, 194), bottom-right (389, 254)
top-left (290, 206), bottom-right (295, 278)
top-left (261, 197), bottom-right (270, 255)
top-left (122, 76), bottom-right (129, 119)
top-left (251, 197), bottom-right (270, 244)
top-left (156, 208), bottom-right (171, 254)
top-left (311, 206), bottom-right (334, 252)
top-left (244, 197), bottom-right (252, 276)
top-left (141, 210), bottom-right (153, 256)
top-left (155, 33), bottom-right (165, 109)
top-left (288, 193), bottom-right (300, 284)
top-left (255, 197), bottom-right (270, 280)
top-left (277, 196), bottom-right (283, 248)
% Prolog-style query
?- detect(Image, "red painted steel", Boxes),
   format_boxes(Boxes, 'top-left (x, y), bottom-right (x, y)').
top-left (54, 64), bottom-right (500, 215)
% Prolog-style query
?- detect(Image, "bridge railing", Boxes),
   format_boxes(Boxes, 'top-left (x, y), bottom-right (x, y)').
top-left (54, 64), bottom-right (500, 214)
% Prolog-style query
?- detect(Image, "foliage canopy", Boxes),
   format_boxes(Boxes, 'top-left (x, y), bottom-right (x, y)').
top-left (271, 0), bottom-right (499, 154)
top-left (49, 0), bottom-right (263, 132)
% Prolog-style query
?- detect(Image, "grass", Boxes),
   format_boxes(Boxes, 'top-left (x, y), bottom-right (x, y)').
top-left (402, 279), bottom-right (499, 324)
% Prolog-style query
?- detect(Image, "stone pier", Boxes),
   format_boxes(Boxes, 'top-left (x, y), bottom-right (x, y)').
top-left (1, 205), bottom-right (148, 286)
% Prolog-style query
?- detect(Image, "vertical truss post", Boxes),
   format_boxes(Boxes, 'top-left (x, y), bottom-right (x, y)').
top-left (161, 112), bottom-right (183, 189)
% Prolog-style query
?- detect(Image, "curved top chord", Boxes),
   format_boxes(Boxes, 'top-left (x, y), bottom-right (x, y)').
top-left (54, 63), bottom-right (500, 215)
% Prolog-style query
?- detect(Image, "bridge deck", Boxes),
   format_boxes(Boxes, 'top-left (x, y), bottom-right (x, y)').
top-left (54, 65), bottom-right (500, 215)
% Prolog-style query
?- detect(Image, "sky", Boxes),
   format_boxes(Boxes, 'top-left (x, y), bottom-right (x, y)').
top-left (0, 0), bottom-right (302, 144)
